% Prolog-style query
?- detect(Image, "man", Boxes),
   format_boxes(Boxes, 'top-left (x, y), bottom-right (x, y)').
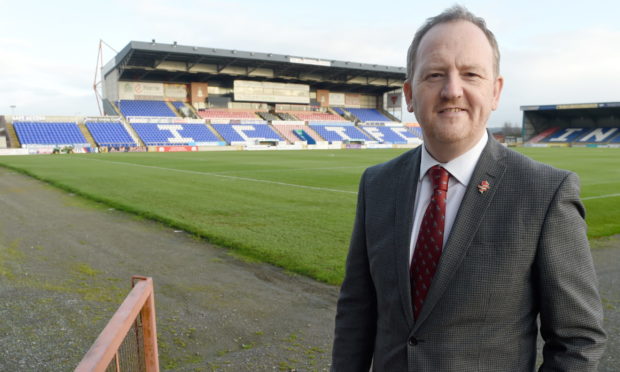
top-left (332, 5), bottom-right (606, 371)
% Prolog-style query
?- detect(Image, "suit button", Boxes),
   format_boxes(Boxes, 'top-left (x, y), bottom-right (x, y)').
top-left (408, 337), bottom-right (418, 346)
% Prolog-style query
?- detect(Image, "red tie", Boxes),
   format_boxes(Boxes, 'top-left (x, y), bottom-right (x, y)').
top-left (411, 165), bottom-right (450, 320)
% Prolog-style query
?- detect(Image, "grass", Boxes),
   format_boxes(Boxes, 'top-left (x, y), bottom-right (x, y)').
top-left (518, 147), bottom-right (620, 237)
top-left (0, 147), bottom-right (618, 284)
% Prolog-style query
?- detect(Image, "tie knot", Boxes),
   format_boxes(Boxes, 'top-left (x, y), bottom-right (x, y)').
top-left (428, 165), bottom-right (449, 192)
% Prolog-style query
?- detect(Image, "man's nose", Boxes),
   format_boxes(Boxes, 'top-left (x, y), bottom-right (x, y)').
top-left (440, 74), bottom-right (463, 100)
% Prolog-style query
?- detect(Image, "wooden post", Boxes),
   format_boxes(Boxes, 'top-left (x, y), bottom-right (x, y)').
top-left (141, 289), bottom-right (159, 372)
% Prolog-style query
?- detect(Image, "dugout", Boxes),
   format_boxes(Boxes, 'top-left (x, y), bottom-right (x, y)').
top-left (521, 102), bottom-right (620, 142)
top-left (101, 41), bottom-right (406, 118)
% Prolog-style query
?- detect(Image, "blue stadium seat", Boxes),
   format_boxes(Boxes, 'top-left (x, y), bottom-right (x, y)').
top-left (86, 121), bottom-right (136, 146)
top-left (360, 125), bottom-right (422, 144)
top-left (13, 121), bottom-right (88, 146)
top-left (211, 124), bottom-right (284, 144)
top-left (575, 127), bottom-right (620, 143)
top-left (408, 126), bottom-right (423, 138)
top-left (117, 100), bottom-right (177, 117)
top-left (131, 122), bottom-right (220, 146)
top-left (346, 108), bottom-right (391, 122)
top-left (609, 130), bottom-right (620, 143)
top-left (542, 128), bottom-right (587, 142)
top-left (172, 101), bottom-right (186, 110)
top-left (309, 123), bottom-right (372, 142)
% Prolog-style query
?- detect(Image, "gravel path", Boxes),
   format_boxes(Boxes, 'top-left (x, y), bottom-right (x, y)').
top-left (0, 167), bottom-right (617, 371)
top-left (0, 168), bottom-right (337, 371)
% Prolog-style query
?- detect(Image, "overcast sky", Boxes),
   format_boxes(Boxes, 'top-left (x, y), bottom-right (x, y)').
top-left (2, 0), bottom-right (619, 127)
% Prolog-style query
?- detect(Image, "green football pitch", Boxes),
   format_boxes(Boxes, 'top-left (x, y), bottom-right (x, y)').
top-left (0, 147), bottom-right (618, 284)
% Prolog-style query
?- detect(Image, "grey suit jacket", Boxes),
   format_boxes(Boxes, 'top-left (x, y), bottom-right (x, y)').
top-left (332, 136), bottom-right (606, 371)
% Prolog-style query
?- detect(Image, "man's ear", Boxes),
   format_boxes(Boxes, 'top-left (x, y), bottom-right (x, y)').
top-left (491, 75), bottom-right (504, 111)
top-left (403, 80), bottom-right (414, 113)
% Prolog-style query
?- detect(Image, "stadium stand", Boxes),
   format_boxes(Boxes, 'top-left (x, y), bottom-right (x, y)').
top-left (172, 101), bottom-right (186, 110)
top-left (576, 127), bottom-right (620, 143)
top-left (609, 130), bottom-right (620, 143)
top-left (277, 112), bottom-right (298, 121)
top-left (407, 126), bottom-right (423, 138)
top-left (117, 100), bottom-right (178, 117)
top-left (332, 107), bottom-right (347, 116)
top-left (284, 111), bottom-right (344, 121)
top-left (211, 124), bottom-right (284, 144)
top-left (13, 121), bottom-right (89, 147)
top-left (346, 108), bottom-right (391, 122)
top-left (3, 121), bottom-right (20, 148)
top-left (257, 112), bottom-right (280, 121)
top-left (293, 129), bottom-right (317, 144)
top-left (541, 128), bottom-right (588, 143)
top-left (197, 109), bottom-right (259, 120)
top-left (131, 122), bottom-right (221, 146)
top-left (309, 123), bottom-right (373, 142)
top-left (532, 127), bottom-right (620, 144)
top-left (85, 121), bottom-right (137, 147)
top-left (360, 125), bottom-right (422, 144)
top-left (527, 127), bottom-right (560, 143)
top-left (77, 122), bottom-right (97, 147)
top-left (271, 124), bottom-right (321, 144)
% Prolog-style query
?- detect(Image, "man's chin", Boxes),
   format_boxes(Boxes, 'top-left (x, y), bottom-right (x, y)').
top-left (428, 124), bottom-right (470, 144)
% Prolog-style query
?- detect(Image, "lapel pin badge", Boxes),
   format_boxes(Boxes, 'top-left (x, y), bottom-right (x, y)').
top-left (477, 180), bottom-right (490, 194)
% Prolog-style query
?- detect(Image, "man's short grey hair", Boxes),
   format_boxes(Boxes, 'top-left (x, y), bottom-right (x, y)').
top-left (405, 5), bottom-right (500, 82)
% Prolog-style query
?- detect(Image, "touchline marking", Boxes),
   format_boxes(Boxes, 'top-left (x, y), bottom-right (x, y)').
top-left (82, 158), bottom-right (358, 195)
top-left (213, 165), bottom-right (367, 174)
top-left (582, 193), bottom-right (620, 201)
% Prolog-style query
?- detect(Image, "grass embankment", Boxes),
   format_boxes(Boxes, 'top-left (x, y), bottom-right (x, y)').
top-left (0, 147), bottom-right (618, 284)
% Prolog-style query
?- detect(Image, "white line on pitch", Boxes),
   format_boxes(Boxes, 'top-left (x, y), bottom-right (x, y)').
top-left (81, 158), bottom-right (358, 195)
top-left (582, 193), bottom-right (620, 201)
top-left (212, 165), bottom-right (367, 174)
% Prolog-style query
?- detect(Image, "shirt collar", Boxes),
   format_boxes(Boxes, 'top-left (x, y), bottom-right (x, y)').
top-left (419, 131), bottom-right (488, 186)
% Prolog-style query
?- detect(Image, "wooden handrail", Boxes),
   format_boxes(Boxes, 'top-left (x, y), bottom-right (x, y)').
top-left (75, 276), bottom-right (159, 372)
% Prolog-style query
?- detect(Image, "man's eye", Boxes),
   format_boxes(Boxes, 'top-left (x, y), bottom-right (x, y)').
top-left (427, 73), bottom-right (442, 79)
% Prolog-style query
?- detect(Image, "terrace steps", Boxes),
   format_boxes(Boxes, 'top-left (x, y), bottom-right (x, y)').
top-left (77, 121), bottom-right (97, 147)
top-left (206, 124), bottom-right (226, 142)
top-left (381, 109), bottom-right (400, 122)
top-left (5, 121), bottom-right (20, 148)
top-left (186, 103), bottom-right (201, 119)
top-left (165, 101), bottom-right (181, 117)
top-left (110, 101), bottom-right (125, 118)
top-left (122, 120), bottom-right (145, 147)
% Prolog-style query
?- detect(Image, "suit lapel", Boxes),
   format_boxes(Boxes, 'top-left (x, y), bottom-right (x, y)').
top-left (394, 148), bottom-right (421, 328)
top-left (413, 137), bottom-right (508, 329)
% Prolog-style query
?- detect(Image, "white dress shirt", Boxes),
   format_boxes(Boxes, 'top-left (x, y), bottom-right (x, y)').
top-left (409, 132), bottom-right (489, 263)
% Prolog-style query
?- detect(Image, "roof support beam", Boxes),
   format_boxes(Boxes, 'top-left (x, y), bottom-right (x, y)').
top-left (153, 53), bottom-right (171, 69)
top-left (246, 61), bottom-right (267, 75)
top-left (346, 74), bottom-right (361, 82)
top-left (217, 59), bottom-right (237, 73)
top-left (187, 56), bottom-right (206, 70)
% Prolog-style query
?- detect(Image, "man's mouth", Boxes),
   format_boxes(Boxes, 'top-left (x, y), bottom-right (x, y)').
top-left (439, 107), bottom-right (466, 113)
